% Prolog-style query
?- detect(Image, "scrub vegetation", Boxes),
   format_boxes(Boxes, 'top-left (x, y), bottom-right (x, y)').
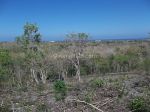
top-left (0, 23), bottom-right (150, 112)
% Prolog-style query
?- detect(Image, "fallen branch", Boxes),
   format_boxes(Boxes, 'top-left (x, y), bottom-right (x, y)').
top-left (100, 99), bottom-right (113, 107)
top-left (107, 72), bottom-right (136, 75)
top-left (93, 98), bottom-right (110, 105)
top-left (68, 99), bottom-right (104, 112)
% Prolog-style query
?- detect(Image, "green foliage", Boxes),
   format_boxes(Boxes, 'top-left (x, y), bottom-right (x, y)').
top-left (54, 80), bottom-right (67, 93)
top-left (23, 22), bottom-right (41, 43)
top-left (0, 49), bottom-right (12, 81)
top-left (113, 54), bottom-right (138, 71)
top-left (80, 66), bottom-right (89, 75)
top-left (67, 59), bottom-right (92, 77)
top-left (92, 50), bottom-right (140, 74)
top-left (143, 58), bottom-right (150, 73)
top-left (93, 56), bottom-right (110, 74)
top-left (80, 60), bottom-right (91, 75)
top-left (114, 55), bottom-right (129, 65)
top-left (66, 32), bottom-right (89, 42)
top-left (16, 22), bottom-right (41, 48)
top-left (84, 92), bottom-right (93, 103)
top-left (84, 95), bottom-right (92, 103)
top-left (53, 80), bottom-right (67, 101)
top-left (91, 78), bottom-right (104, 88)
top-left (0, 105), bottom-right (11, 112)
top-left (0, 49), bottom-right (11, 65)
top-left (129, 97), bottom-right (148, 112)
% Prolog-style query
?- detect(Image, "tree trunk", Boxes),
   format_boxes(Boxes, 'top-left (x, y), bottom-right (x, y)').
top-left (40, 69), bottom-right (47, 84)
top-left (76, 55), bottom-right (81, 82)
top-left (31, 68), bottom-right (39, 84)
top-left (76, 66), bottom-right (81, 82)
top-left (62, 71), bottom-right (67, 81)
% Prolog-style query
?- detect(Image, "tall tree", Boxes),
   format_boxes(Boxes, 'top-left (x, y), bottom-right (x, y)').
top-left (66, 33), bottom-right (89, 82)
top-left (16, 23), bottom-right (48, 84)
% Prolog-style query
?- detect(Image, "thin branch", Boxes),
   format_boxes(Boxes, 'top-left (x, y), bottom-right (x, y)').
top-left (93, 98), bottom-right (110, 105)
top-left (100, 99), bottom-right (113, 107)
top-left (68, 99), bottom-right (104, 112)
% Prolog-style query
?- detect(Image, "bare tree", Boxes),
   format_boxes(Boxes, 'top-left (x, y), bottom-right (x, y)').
top-left (66, 33), bottom-right (89, 82)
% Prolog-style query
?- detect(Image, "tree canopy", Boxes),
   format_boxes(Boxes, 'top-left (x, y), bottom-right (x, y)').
top-left (16, 22), bottom-right (41, 47)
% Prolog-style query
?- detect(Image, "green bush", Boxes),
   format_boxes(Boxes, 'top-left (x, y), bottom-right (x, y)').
top-left (91, 78), bottom-right (104, 88)
top-left (80, 66), bottom-right (90, 76)
top-left (0, 104), bottom-right (11, 112)
top-left (129, 97), bottom-right (148, 112)
top-left (0, 49), bottom-right (12, 81)
top-left (84, 92), bottom-right (93, 103)
top-left (0, 49), bottom-right (11, 65)
top-left (53, 80), bottom-right (67, 101)
top-left (93, 56), bottom-right (110, 74)
top-left (143, 58), bottom-right (150, 74)
top-left (80, 59), bottom-right (92, 76)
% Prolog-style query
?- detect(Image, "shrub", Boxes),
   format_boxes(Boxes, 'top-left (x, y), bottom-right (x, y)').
top-left (91, 78), bottom-right (104, 88)
top-left (80, 59), bottom-right (92, 76)
top-left (0, 49), bottom-right (12, 81)
top-left (143, 58), bottom-right (150, 74)
top-left (84, 92), bottom-right (93, 103)
top-left (0, 104), bottom-right (11, 112)
top-left (80, 66), bottom-right (90, 76)
top-left (129, 97), bottom-right (148, 112)
top-left (93, 56), bottom-right (110, 74)
top-left (53, 80), bottom-right (67, 101)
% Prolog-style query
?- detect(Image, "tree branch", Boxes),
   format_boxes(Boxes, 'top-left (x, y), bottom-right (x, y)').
top-left (68, 99), bottom-right (104, 112)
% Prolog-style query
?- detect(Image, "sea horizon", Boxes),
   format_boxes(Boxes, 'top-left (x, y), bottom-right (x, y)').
top-left (0, 36), bottom-right (147, 42)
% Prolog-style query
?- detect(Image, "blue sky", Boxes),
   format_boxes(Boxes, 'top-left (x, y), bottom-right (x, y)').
top-left (0, 0), bottom-right (150, 41)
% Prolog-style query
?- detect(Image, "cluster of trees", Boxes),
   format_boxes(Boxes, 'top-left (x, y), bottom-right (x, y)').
top-left (0, 23), bottom-right (150, 88)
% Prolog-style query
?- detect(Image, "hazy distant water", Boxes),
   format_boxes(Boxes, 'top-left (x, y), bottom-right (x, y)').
top-left (0, 36), bottom-right (146, 42)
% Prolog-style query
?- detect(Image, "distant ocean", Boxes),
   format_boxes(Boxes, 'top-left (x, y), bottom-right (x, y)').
top-left (0, 36), bottom-right (147, 42)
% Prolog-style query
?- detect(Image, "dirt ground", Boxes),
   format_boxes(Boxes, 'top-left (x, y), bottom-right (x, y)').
top-left (0, 73), bottom-right (150, 112)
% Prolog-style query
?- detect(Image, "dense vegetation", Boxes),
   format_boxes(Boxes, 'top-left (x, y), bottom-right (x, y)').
top-left (0, 23), bottom-right (150, 112)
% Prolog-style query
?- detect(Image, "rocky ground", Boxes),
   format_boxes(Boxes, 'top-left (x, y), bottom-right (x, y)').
top-left (0, 73), bottom-right (150, 112)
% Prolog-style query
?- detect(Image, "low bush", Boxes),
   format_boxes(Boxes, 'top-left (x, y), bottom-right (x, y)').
top-left (129, 97), bottom-right (148, 112)
top-left (53, 80), bottom-right (67, 101)
top-left (90, 78), bottom-right (104, 88)
top-left (0, 49), bottom-right (12, 81)
top-left (0, 104), bottom-right (11, 112)
top-left (84, 92), bottom-right (93, 103)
